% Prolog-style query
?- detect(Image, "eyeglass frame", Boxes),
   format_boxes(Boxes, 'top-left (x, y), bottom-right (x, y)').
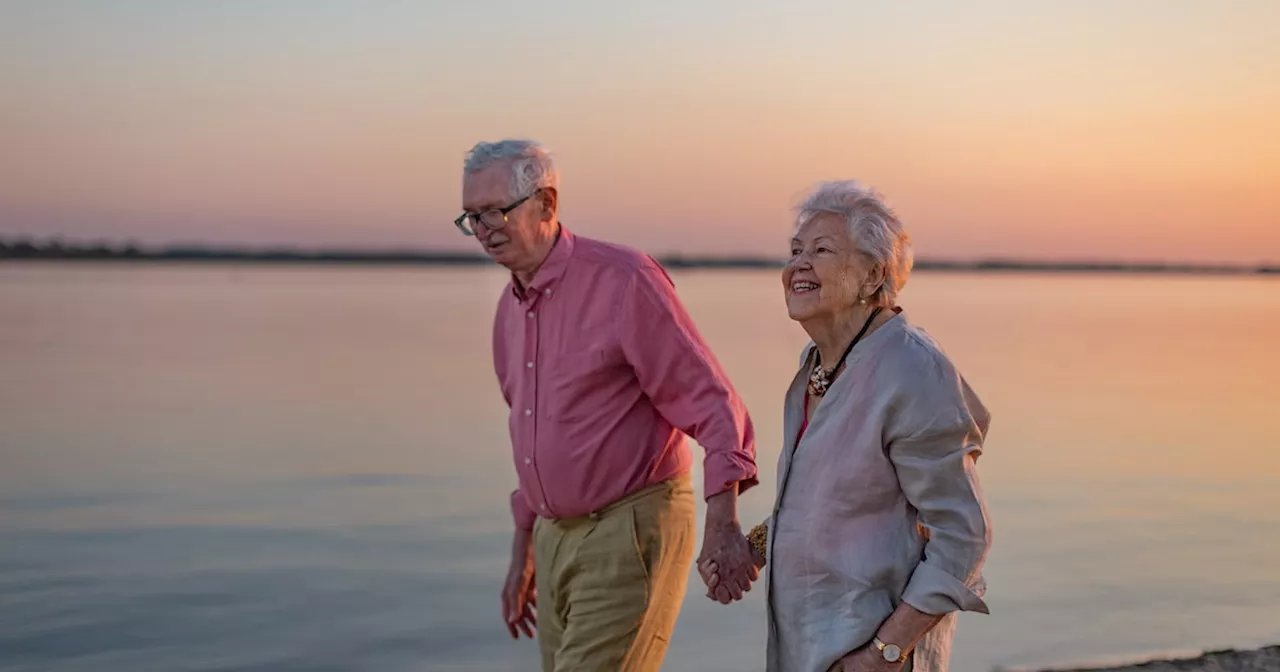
top-left (453, 189), bottom-right (542, 237)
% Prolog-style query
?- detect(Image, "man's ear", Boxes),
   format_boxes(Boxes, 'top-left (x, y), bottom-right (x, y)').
top-left (539, 187), bottom-right (558, 222)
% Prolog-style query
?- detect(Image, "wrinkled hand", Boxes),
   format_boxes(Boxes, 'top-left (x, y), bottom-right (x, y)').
top-left (696, 523), bottom-right (758, 604)
top-left (696, 532), bottom-right (764, 599)
top-left (501, 543), bottom-right (537, 639)
top-left (827, 646), bottom-right (901, 672)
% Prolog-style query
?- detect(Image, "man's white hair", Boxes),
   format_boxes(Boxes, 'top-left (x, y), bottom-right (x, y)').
top-left (463, 139), bottom-right (560, 201)
top-left (794, 180), bottom-right (914, 305)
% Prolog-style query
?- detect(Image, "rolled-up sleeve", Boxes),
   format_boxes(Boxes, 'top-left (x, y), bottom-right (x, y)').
top-left (619, 260), bottom-right (758, 498)
top-left (890, 358), bottom-right (992, 616)
top-left (510, 489), bottom-right (536, 531)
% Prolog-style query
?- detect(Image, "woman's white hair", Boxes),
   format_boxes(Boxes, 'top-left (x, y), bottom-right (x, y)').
top-left (463, 139), bottom-right (560, 201)
top-left (794, 180), bottom-right (914, 305)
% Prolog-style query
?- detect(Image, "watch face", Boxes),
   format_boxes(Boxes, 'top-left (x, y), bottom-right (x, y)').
top-left (882, 644), bottom-right (902, 662)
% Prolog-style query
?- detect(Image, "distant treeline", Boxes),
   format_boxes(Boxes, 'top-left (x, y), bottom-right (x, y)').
top-left (2, 237), bottom-right (1276, 276)
top-left (0, 238), bottom-right (484, 265)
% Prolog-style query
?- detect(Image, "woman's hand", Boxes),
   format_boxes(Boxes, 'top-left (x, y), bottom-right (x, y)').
top-left (697, 556), bottom-right (723, 600)
top-left (696, 535), bottom-right (764, 602)
top-left (827, 645), bottom-right (902, 672)
top-left (697, 518), bottom-right (758, 604)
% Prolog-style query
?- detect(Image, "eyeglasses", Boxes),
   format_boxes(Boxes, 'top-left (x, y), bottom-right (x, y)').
top-left (454, 190), bottom-right (538, 236)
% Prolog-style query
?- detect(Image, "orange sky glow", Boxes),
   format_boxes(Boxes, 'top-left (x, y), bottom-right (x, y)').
top-left (2, 1), bottom-right (1277, 263)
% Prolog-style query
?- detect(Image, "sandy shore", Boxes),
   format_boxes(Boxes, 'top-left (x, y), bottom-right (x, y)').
top-left (1020, 646), bottom-right (1280, 672)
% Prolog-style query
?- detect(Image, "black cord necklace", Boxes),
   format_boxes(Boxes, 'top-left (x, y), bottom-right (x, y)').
top-left (807, 306), bottom-right (883, 397)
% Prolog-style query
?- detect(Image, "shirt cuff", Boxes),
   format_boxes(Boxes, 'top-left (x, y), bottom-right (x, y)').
top-left (510, 490), bottom-right (536, 531)
top-left (901, 561), bottom-right (989, 615)
top-left (702, 451), bottom-right (759, 499)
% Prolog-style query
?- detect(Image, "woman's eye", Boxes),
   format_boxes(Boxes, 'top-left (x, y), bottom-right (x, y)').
top-left (818, 246), bottom-right (831, 253)
top-left (790, 248), bottom-right (801, 256)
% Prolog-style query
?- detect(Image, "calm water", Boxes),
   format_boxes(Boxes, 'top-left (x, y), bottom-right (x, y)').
top-left (2, 263), bottom-right (1278, 672)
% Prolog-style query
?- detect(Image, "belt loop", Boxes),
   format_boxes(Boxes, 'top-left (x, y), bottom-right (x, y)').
top-left (588, 511), bottom-right (601, 521)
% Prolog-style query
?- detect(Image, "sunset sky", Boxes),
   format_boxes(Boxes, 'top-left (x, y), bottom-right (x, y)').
top-left (2, 1), bottom-right (1277, 262)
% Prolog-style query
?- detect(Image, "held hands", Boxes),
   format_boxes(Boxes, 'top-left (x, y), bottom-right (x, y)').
top-left (695, 527), bottom-right (764, 604)
top-left (695, 520), bottom-right (759, 604)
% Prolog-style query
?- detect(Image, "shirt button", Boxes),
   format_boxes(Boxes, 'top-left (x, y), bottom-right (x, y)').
top-left (540, 503), bottom-right (548, 512)
top-left (524, 408), bottom-right (532, 416)
top-left (526, 361), bottom-right (534, 368)
top-left (544, 288), bottom-right (551, 296)
top-left (527, 311), bottom-right (534, 319)
top-left (524, 457), bottom-right (532, 465)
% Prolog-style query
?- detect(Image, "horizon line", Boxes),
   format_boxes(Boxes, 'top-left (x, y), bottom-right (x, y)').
top-left (2, 237), bottom-right (1277, 276)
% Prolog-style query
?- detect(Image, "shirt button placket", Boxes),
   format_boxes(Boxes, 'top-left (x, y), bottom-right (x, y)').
top-left (526, 292), bottom-right (545, 516)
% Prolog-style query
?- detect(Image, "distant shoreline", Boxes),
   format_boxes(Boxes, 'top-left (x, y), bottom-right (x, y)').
top-left (1, 240), bottom-right (1276, 276)
top-left (1015, 644), bottom-right (1280, 672)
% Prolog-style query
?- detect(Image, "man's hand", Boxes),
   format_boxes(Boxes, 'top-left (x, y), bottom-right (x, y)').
top-left (827, 646), bottom-right (902, 672)
top-left (697, 488), bottom-right (757, 604)
top-left (696, 527), bottom-right (764, 589)
top-left (501, 528), bottom-right (537, 639)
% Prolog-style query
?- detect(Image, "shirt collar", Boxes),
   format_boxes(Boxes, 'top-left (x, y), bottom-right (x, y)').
top-left (510, 225), bottom-right (576, 303)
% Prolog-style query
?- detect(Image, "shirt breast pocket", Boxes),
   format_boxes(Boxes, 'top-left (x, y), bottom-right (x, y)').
top-left (540, 348), bottom-right (611, 422)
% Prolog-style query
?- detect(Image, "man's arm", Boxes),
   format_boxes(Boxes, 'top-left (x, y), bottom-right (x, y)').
top-left (500, 519), bottom-right (537, 640)
top-left (700, 483), bottom-right (758, 603)
top-left (494, 297), bottom-right (536, 639)
top-left (500, 491), bottom-right (538, 638)
top-left (618, 260), bottom-right (759, 602)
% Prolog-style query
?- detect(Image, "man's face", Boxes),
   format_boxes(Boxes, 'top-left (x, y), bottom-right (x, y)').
top-left (460, 161), bottom-right (547, 271)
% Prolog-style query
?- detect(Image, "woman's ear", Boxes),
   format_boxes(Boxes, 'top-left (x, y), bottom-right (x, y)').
top-left (863, 262), bottom-right (888, 299)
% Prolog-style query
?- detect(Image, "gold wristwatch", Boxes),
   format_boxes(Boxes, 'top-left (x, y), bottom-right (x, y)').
top-left (872, 636), bottom-right (907, 664)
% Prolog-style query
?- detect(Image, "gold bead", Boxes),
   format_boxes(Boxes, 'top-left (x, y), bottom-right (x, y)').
top-left (747, 523), bottom-right (769, 563)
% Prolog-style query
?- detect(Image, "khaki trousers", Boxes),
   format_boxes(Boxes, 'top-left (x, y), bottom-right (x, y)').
top-left (533, 474), bottom-right (696, 672)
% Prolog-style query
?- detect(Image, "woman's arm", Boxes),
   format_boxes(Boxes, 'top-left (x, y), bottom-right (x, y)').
top-left (830, 355), bottom-right (992, 671)
top-left (890, 375), bottom-right (992, 619)
top-left (827, 604), bottom-right (943, 671)
top-left (874, 353), bottom-right (992, 663)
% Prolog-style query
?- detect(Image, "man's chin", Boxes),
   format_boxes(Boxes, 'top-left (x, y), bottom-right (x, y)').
top-left (485, 244), bottom-right (516, 266)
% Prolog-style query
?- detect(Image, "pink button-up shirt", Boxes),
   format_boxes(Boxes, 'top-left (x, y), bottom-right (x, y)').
top-left (492, 226), bottom-right (758, 530)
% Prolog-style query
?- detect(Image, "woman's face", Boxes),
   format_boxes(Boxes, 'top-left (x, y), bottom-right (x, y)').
top-left (782, 214), bottom-right (877, 323)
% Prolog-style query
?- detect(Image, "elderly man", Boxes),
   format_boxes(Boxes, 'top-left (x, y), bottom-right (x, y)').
top-left (456, 138), bottom-right (759, 672)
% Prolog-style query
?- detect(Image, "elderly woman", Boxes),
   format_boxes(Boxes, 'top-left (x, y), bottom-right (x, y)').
top-left (702, 181), bottom-right (992, 672)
